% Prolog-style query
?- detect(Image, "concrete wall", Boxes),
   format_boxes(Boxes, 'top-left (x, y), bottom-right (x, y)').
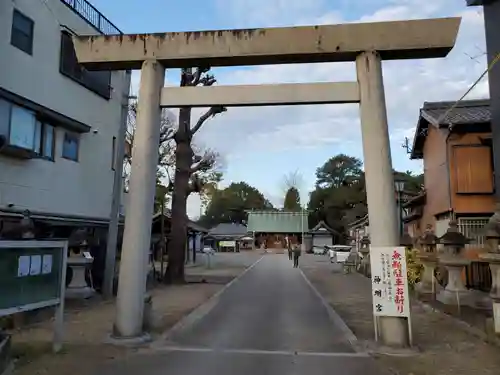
top-left (0, 0), bottom-right (127, 219)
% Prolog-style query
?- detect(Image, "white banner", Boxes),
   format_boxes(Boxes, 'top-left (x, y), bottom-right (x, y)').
top-left (370, 246), bottom-right (410, 318)
top-left (219, 241), bottom-right (236, 247)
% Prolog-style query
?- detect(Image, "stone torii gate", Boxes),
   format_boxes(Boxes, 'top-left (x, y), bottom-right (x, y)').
top-left (72, 17), bottom-right (460, 347)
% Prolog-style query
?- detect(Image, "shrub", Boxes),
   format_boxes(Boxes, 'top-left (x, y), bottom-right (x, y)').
top-left (406, 247), bottom-right (423, 289)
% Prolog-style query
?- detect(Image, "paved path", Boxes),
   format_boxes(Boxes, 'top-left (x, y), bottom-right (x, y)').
top-left (100, 255), bottom-right (386, 375)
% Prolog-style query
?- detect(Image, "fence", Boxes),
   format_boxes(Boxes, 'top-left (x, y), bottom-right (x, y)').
top-left (61, 0), bottom-right (122, 35)
top-left (465, 261), bottom-right (492, 292)
top-left (457, 217), bottom-right (490, 248)
top-left (456, 217), bottom-right (492, 292)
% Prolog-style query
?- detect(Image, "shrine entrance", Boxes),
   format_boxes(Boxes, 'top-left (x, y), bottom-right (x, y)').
top-left (72, 17), bottom-right (461, 346)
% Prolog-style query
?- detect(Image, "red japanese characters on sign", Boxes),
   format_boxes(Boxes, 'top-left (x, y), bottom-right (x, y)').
top-left (392, 249), bottom-right (405, 314)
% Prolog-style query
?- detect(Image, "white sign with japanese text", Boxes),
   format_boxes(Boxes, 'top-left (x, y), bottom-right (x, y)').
top-left (370, 246), bottom-right (410, 318)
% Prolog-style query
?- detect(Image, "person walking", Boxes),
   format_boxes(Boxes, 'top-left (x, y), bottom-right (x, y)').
top-left (286, 236), bottom-right (293, 260)
top-left (293, 243), bottom-right (302, 268)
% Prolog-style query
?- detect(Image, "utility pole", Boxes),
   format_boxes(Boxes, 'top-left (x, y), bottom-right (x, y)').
top-left (102, 70), bottom-right (132, 299)
top-left (466, 1), bottom-right (500, 199)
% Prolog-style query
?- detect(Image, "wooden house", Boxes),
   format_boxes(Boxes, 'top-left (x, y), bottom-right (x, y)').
top-left (309, 220), bottom-right (341, 248)
top-left (404, 99), bottom-right (493, 260)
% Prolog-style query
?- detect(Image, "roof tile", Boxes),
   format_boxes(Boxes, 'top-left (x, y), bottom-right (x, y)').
top-left (422, 99), bottom-right (490, 126)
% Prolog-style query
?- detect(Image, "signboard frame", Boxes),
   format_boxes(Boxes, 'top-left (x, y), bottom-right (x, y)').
top-left (369, 246), bottom-right (413, 346)
top-left (0, 240), bottom-right (68, 352)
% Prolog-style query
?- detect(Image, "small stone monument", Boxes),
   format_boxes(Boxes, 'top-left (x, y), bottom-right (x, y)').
top-left (19, 210), bottom-right (35, 239)
top-left (415, 225), bottom-right (441, 299)
top-left (359, 235), bottom-right (371, 277)
top-left (479, 204), bottom-right (500, 334)
top-left (66, 229), bottom-right (95, 300)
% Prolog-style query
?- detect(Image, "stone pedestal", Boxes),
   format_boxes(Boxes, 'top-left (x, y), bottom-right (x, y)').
top-left (436, 257), bottom-right (472, 306)
top-left (415, 254), bottom-right (441, 299)
top-left (66, 256), bottom-right (95, 299)
top-left (359, 248), bottom-right (370, 277)
top-left (479, 253), bottom-right (500, 334)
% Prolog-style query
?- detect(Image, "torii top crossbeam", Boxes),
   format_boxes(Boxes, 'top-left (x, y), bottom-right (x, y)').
top-left (72, 17), bottom-right (461, 70)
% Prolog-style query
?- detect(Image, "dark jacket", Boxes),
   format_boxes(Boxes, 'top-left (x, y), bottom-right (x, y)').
top-left (293, 246), bottom-right (302, 257)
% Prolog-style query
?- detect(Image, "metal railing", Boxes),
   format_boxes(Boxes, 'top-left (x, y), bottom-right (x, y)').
top-left (61, 0), bottom-right (122, 35)
top-left (457, 217), bottom-right (490, 248)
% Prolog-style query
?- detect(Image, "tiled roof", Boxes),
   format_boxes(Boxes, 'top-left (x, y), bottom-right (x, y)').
top-left (209, 223), bottom-right (248, 236)
top-left (421, 99), bottom-right (490, 126)
top-left (310, 220), bottom-right (339, 234)
top-left (247, 211), bottom-right (308, 233)
top-left (410, 99), bottom-right (490, 159)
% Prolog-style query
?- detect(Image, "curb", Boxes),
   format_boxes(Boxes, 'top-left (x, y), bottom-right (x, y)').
top-left (298, 268), bottom-right (362, 352)
top-left (151, 256), bottom-right (264, 348)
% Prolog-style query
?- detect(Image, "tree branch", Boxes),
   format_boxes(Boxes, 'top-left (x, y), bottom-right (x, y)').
top-left (200, 74), bottom-right (216, 86)
top-left (187, 175), bottom-right (203, 195)
top-left (159, 128), bottom-right (176, 143)
top-left (190, 158), bottom-right (212, 173)
top-left (191, 67), bottom-right (210, 86)
top-left (190, 106), bottom-right (227, 135)
top-left (181, 67), bottom-right (210, 87)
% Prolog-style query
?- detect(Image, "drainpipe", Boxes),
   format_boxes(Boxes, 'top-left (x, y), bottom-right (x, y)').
top-left (445, 130), bottom-right (453, 215)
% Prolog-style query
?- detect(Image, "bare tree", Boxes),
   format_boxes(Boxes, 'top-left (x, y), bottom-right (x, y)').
top-left (124, 100), bottom-right (223, 208)
top-left (124, 101), bottom-right (176, 189)
top-left (282, 170), bottom-right (303, 194)
top-left (164, 67), bottom-right (227, 284)
top-left (281, 170), bottom-right (303, 211)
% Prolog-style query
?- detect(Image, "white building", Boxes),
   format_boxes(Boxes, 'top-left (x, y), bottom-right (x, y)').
top-left (0, 0), bottom-right (128, 227)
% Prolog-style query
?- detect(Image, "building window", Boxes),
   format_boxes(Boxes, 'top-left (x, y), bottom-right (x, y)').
top-left (0, 99), bottom-right (10, 140)
top-left (0, 99), bottom-right (55, 159)
top-left (11, 9), bottom-right (34, 55)
top-left (62, 132), bottom-right (79, 161)
top-left (111, 136), bottom-right (116, 170)
top-left (59, 31), bottom-right (111, 99)
top-left (34, 121), bottom-right (55, 160)
top-left (9, 105), bottom-right (36, 150)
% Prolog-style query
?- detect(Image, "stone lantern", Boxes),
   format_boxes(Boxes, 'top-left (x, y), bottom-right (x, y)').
top-left (478, 205), bottom-right (500, 334)
top-left (415, 225), bottom-right (441, 299)
top-left (19, 210), bottom-right (35, 239)
top-left (66, 229), bottom-right (95, 299)
top-left (359, 235), bottom-right (371, 277)
top-left (400, 231), bottom-right (413, 248)
top-left (436, 220), bottom-right (472, 306)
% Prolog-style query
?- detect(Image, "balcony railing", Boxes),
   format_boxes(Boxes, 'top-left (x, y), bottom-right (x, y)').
top-left (61, 0), bottom-right (122, 35)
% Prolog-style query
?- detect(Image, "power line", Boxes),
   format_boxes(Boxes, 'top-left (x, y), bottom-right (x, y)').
top-left (438, 52), bottom-right (500, 129)
top-left (402, 51), bottom-right (499, 154)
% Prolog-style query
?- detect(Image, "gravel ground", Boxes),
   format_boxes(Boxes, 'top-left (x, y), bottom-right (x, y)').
top-left (301, 254), bottom-right (500, 375)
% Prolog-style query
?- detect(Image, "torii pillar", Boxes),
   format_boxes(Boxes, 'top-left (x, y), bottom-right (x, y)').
top-left (72, 18), bottom-right (461, 347)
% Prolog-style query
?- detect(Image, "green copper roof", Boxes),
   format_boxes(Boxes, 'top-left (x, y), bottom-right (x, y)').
top-left (247, 211), bottom-right (308, 233)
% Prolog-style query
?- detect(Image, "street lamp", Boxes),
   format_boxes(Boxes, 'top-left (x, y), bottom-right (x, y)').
top-left (394, 177), bottom-right (405, 238)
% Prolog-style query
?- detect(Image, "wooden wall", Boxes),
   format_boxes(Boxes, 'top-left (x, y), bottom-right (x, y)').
top-left (447, 132), bottom-right (495, 215)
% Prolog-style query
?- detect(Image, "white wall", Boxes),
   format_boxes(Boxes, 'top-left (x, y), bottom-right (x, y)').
top-left (0, 0), bottom-right (127, 219)
top-left (313, 235), bottom-right (332, 248)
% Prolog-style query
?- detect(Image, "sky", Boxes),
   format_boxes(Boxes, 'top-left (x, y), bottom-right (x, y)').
top-left (91, 0), bottom-right (489, 218)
